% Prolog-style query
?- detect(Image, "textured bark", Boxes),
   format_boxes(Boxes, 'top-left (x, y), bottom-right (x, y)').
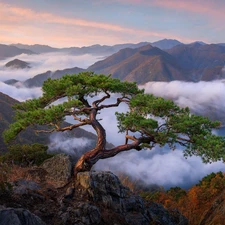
top-left (74, 108), bottom-right (154, 176)
top-left (74, 108), bottom-right (106, 175)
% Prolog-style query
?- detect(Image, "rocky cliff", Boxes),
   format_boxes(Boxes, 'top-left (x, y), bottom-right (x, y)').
top-left (0, 154), bottom-right (188, 225)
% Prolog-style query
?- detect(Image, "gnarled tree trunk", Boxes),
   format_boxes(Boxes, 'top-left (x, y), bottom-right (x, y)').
top-left (74, 108), bottom-right (106, 175)
top-left (73, 109), bottom-right (153, 177)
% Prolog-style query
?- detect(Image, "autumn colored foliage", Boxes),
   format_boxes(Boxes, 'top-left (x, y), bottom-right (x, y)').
top-left (141, 172), bottom-right (225, 224)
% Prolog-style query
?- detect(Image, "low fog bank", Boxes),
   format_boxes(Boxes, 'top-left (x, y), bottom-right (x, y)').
top-left (0, 81), bottom-right (42, 101)
top-left (93, 80), bottom-right (225, 189)
top-left (95, 147), bottom-right (225, 189)
top-left (1, 75), bottom-right (225, 189)
top-left (0, 52), bottom-right (100, 81)
top-left (48, 132), bottom-right (94, 161)
top-left (141, 80), bottom-right (225, 126)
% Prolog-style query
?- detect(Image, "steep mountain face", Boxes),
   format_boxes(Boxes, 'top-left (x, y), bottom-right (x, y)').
top-left (24, 67), bottom-right (85, 87)
top-left (167, 43), bottom-right (225, 81)
top-left (0, 44), bottom-right (35, 60)
top-left (88, 43), bottom-right (225, 84)
top-left (5, 41), bottom-right (225, 87)
top-left (88, 44), bottom-right (187, 84)
top-left (0, 92), bottom-right (19, 153)
top-left (0, 92), bottom-right (110, 156)
top-left (144, 172), bottom-right (225, 225)
top-left (5, 59), bottom-right (30, 69)
top-left (0, 96), bottom-right (49, 153)
top-left (88, 47), bottom-right (139, 72)
top-left (198, 189), bottom-right (225, 225)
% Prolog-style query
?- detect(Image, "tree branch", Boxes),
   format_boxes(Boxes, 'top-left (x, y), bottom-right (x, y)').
top-left (72, 114), bottom-right (90, 124)
top-left (35, 122), bottom-right (88, 133)
top-left (79, 95), bottom-right (91, 107)
top-left (177, 136), bottom-right (193, 143)
top-left (98, 136), bottom-right (154, 160)
top-left (92, 91), bottom-right (110, 107)
top-left (64, 105), bottom-right (91, 114)
top-left (41, 94), bottom-right (68, 107)
top-left (35, 128), bottom-right (56, 133)
top-left (56, 122), bottom-right (88, 131)
top-left (126, 135), bottom-right (138, 141)
top-left (98, 97), bottom-right (129, 110)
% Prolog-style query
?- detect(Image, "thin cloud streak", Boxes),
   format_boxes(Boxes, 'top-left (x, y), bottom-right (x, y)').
top-left (111, 0), bottom-right (225, 37)
top-left (152, 0), bottom-right (225, 19)
top-left (0, 2), bottom-right (191, 47)
top-left (115, 0), bottom-right (225, 19)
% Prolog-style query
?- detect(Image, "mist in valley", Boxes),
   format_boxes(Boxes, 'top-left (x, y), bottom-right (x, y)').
top-left (93, 82), bottom-right (225, 189)
top-left (0, 52), bottom-right (100, 100)
top-left (0, 52), bottom-right (100, 82)
top-left (1, 53), bottom-right (225, 189)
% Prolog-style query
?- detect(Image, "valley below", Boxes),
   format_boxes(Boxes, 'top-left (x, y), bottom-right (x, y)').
top-left (1, 39), bottom-right (225, 224)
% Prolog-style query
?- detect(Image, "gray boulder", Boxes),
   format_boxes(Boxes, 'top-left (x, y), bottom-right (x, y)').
top-left (60, 203), bottom-right (101, 225)
top-left (41, 153), bottom-right (72, 188)
top-left (0, 207), bottom-right (45, 225)
top-left (12, 179), bottom-right (41, 195)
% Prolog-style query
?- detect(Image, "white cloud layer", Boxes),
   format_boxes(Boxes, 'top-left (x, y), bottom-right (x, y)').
top-left (0, 52), bottom-right (100, 81)
top-left (141, 80), bottom-right (225, 124)
top-left (95, 80), bottom-right (225, 189)
top-left (95, 146), bottom-right (225, 189)
top-left (48, 132), bottom-right (93, 158)
top-left (0, 81), bottom-right (42, 101)
top-left (142, 80), bottom-right (225, 112)
top-left (1, 53), bottom-right (225, 189)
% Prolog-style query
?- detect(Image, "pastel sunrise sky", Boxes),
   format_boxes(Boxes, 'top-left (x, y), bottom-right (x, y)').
top-left (1, 0), bottom-right (225, 47)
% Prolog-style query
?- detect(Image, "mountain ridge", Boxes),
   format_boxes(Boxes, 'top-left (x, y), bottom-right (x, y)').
top-left (0, 92), bottom-right (112, 156)
top-left (0, 44), bottom-right (35, 60)
top-left (88, 44), bottom-right (188, 83)
top-left (11, 39), bottom-right (183, 55)
top-left (5, 58), bottom-right (31, 69)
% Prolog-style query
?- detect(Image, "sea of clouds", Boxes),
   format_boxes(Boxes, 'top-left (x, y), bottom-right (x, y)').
top-left (94, 84), bottom-right (225, 189)
top-left (1, 52), bottom-right (225, 189)
top-left (0, 52), bottom-right (100, 100)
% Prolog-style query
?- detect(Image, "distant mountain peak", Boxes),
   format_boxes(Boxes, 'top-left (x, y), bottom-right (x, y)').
top-left (5, 58), bottom-right (31, 69)
top-left (151, 39), bottom-right (183, 50)
top-left (190, 41), bottom-right (206, 45)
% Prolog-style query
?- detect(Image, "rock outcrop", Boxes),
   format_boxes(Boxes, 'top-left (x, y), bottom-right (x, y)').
top-left (0, 206), bottom-right (46, 225)
top-left (0, 159), bottom-right (188, 225)
top-left (12, 179), bottom-right (41, 195)
top-left (40, 154), bottom-right (73, 188)
top-left (75, 171), bottom-right (188, 225)
top-left (148, 202), bottom-right (188, 225)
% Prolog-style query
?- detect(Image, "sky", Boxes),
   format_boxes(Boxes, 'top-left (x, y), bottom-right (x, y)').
top-left (1, 0), bottom-right (225, 47)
